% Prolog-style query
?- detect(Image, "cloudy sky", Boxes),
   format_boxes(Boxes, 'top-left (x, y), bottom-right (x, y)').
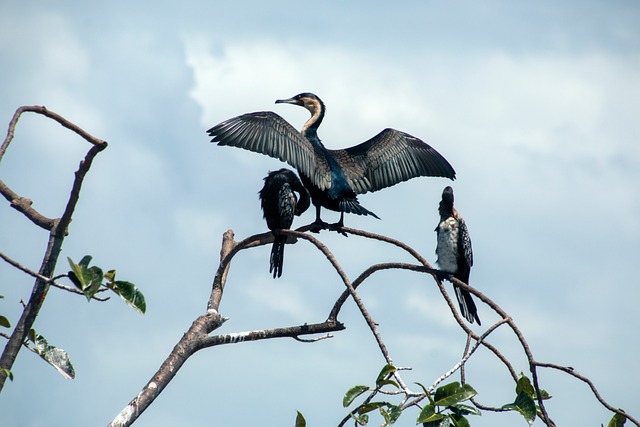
top-left (1, 1), bottom-right (639, 426)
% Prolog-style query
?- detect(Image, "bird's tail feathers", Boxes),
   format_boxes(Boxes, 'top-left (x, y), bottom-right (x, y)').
top-left (339, 199), bottom-right (380, 219)
top-left (269, 235), bottom-right (287, 278)
top-left (454, 285), bottom-right (481, 325)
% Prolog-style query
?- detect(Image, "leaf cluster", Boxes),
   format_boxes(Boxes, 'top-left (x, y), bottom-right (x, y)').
top-left (338, 364), bottom-right (481, 426)
top-left (67, 255), bottom-right (146, 314)
top-left (501, 375), bottom-right (550, 425)
top-left (416, 381), bottom-right (479, 427)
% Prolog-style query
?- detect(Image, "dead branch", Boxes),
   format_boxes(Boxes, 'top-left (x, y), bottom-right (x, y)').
top-left (0, 106), bottom-right (107, 390)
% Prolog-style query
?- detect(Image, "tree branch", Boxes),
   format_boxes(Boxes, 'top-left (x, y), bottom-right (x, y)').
top-left (533, 361), bottom-right (638, 426)
top-left (0, 106), bottom-right (107, 390)
top-left (0, 251), bottom-right (109, 301)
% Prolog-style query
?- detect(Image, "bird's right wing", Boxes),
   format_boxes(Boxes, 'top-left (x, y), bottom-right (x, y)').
top-left (342, 128), bottom-right (456, 194)
top-left (207, 111), bottom-right (328, 189)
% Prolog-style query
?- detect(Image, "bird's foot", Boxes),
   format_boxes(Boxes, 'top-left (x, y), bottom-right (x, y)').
top-left (327, 221), bottom-right (348, 237)
top-left (307, 219), bottom-right (330, 234)
top-left (303, 220), bottom-right (348, 237)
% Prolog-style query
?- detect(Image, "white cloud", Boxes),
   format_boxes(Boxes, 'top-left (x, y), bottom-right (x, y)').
top-left (242, 275), bottom-right (320, 321)
top-left (2, 3), bottom-right (639, 427)
top-left (405, 290), bottom-right (459, 328)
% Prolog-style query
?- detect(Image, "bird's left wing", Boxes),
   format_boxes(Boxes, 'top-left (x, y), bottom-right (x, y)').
top-left (207, 111), bottom-right (319, 185)
top-left (342, 128), bottom-right (456, 194)
top-left (458, 219), bottom-right (473, 268)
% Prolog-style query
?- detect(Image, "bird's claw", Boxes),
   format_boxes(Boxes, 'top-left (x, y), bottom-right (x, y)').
top-left (308, 220), bottom-right (329, 234)
top-left (327, 222), bottom-right (348, 237)
top-left (305, 220), bottom-right (348, 237)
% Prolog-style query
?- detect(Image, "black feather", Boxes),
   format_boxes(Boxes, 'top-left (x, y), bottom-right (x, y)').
top-left (259, 168), bottom-right (310, 278)
top-left (209, 93), bottom-right (455, 229)
top-left (435, 186), bottom-right (481, 325)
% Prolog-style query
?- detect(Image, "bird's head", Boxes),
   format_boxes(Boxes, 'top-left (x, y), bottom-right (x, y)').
top-left (441, 186), bottom-right (455, 204)
top-left (276, 92), bottom-right (324, 117)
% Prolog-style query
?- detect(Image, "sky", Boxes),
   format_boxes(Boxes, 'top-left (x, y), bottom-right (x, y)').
top-left (0, 1), bottom-right (639, 426)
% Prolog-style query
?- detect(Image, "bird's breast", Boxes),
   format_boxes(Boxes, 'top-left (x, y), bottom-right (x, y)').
top-left (436, 217), bottom-right (459, 273)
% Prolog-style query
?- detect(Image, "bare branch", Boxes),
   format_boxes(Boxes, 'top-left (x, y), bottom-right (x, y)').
top-left (197, 320), bottom-right (345, 350)
top-left (0, 106), bottom-right (107, 390)
top-left (534, 361), bottom-right (639, 426)
top-left (283, 230), bottom-right (412, 392)
top-left (0, 105), bottom-right (107, 231)
top-left (292, 334), bottom-right (334, 343)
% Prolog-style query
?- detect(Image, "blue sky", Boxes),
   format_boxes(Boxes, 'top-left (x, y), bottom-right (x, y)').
top-left (1, 1), bottom-right (639, 426)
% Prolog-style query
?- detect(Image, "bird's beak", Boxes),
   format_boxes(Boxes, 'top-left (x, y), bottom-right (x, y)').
top-left (275, 97), bottom-right (300, 105)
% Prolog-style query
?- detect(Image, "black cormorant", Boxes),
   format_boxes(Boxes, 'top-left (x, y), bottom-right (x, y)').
top-left (435, 186), bottom-right (481, 325)
top-left (208, 92), bottom-right (456, 230)
top-left (259, 168), bottom-right (310, 278)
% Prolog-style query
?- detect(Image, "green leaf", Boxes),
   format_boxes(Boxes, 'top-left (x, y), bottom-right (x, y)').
top-left (83, 267), bottom-right (104, 301)
top-left (381, 406), bottom-right (391, 425)
top-left (295, 411), bottom-right (306, 427)
top-left (29, 334), bottom-right (75, 379)
top-left (450, 413), bottom-right (470, 427)
top-left (417, 405), bottom-right (444, 424)
top-left (538, 388), bottom-right (552, 400)
top-left (376, 363), bottom-right (397, 387)
top-left (434, 383), bottom-right (477, 407)
top-left (608, 411), bottom-right (627, 427)
top-left (357, 401), bottom-right (386, 415)
top-left (516, 375), bottom-right (535, 397)
top-left (67, 256), bottom-right (103, 300)
top-left (109, 280), bottom-right (146, 314)
top-left (502, 391), bottom-right (536, 425)
top-left (67, 257), bottom-right (86, 289)
top-left (104, 269), bottom-right (116, 282)
top-left (349, 413), bottom-right (369, 426)
top-left (451, 404), bottom-right (481, 417)
top-left (415, 381), bottom-right (429, 395)
top-left (78, 255), bottom-right (92, 267)
top-left (0, 315), bottom-right (10, 328)
top-left (378, 379), bottom-right (400, 389)
top-left (343, 385), bottom-right (370, 407)
top-left (385, 404), bottom-right (402, 424)
top-left (423, 416), bottom-right (453, 427)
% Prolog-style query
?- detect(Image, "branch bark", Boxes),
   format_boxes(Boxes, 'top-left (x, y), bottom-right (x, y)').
top-left (0, 106), bottom-right (107, 390)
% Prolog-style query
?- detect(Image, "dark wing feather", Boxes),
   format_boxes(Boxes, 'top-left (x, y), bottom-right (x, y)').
top-left (208, 111), bottom-right (331, 189)
top-left (342, 128), bottom-right (456, 194)
top-left (458, 218), bottom-right (473, 268)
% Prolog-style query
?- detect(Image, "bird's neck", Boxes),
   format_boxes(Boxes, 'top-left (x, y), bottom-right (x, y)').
top-left (301, 99), bottom-right (325, 144)
top-left (439, 202), bottom-right (455, 219)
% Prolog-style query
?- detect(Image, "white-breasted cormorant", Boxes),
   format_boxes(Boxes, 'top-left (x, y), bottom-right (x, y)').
top-left (208, 92), bottom-right (456, 231)
top-left (259, 168), bottom-right (310, 278)
top-left (435, 186), bottom-right (481, 325)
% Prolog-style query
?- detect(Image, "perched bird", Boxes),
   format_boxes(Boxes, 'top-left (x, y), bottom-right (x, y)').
top-left (259, 168), bottom-right (310, 278)
top-left (208, 92), bottom-right (456, 230)
top-left (435, 186), bottom-right (481, 325)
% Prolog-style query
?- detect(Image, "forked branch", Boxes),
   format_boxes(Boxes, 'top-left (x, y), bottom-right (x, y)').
top-left (108, 225), bottom-right (636, 427)
top-left (0, 106), bottom-right (107, 391)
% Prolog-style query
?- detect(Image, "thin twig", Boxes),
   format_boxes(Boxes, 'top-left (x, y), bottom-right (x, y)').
top-left (0, 251), bottom-right (109, 301)
top-left (533, 361), bottom-right (639, 426)
top-left (284, 229), bottom-right (411, 393)
top-left (0, 106), bottom-right (107, 391)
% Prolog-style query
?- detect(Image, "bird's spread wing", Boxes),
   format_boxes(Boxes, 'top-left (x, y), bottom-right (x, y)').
top-left (341, 128), bottom-right (456, 194)
top-left (208, 111), bottom-right (329, 189)
top-left (458, 219), bottom-right (473, 268)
